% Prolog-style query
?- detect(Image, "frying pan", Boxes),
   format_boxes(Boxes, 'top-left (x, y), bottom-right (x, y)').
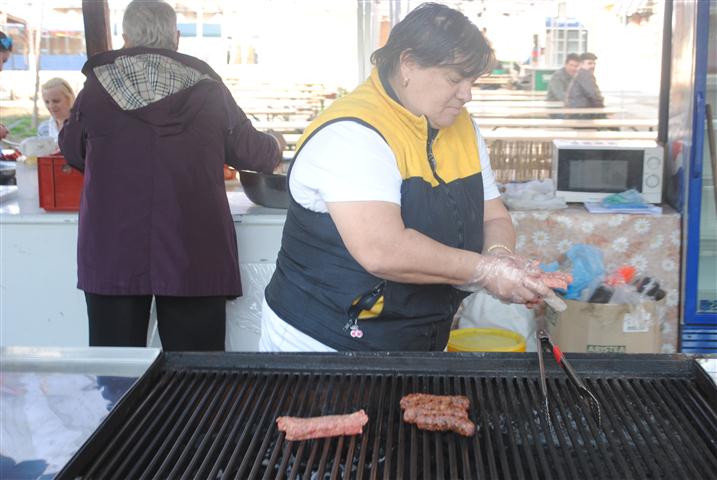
top-left (238, 169), bottom-right (289, 209)
top-left (0, 160), bottom-right (17, 185)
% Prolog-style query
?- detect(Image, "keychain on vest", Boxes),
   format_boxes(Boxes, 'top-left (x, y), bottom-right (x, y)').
top-left (344, 319), bottom-right (364, 338)
top-left (345, 281), bottom-right (385, 340)
top-left (344, 301), bottom-right (364, 338)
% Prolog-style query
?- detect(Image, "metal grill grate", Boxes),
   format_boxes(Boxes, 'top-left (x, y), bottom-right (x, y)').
top-left (59, 353), bottom-right (717, 480)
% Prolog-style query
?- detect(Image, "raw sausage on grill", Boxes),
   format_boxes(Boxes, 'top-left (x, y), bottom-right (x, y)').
top-left (276, 409), bottom-right (369, 441)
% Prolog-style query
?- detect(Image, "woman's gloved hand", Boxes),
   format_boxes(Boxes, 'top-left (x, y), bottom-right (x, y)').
top-left (480, 248), bottom-right (568, 311)
top-left (456, 255), bottom-right (553, 305)
top-left (485, 248), bottom-right (541, 275)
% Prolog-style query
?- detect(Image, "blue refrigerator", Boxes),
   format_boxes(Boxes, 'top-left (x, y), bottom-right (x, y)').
top-left (667, 0), bottom-right (717, 352)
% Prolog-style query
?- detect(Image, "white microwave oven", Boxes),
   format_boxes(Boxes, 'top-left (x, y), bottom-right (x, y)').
top-left (552, 140), bottom-right (664, 203)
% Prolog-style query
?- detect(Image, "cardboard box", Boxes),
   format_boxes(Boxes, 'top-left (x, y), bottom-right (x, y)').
top-left (548, 299), bottom-right (665, 354)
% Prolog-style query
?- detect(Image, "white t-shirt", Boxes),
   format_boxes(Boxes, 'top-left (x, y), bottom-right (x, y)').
top-left (261, 119), bottom-right (501, 352)
top-left (289, 119), bottom-right (499, 212)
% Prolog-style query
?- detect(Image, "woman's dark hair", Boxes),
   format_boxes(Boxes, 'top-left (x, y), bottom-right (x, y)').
top-left (370, 3), bottom-right (494, 79)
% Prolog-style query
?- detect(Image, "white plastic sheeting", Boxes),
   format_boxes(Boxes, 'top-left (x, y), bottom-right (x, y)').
top-left (147, 263), bottom-right (275, 352)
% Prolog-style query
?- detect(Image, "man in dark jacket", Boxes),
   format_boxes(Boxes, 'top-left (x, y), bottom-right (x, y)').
top-left (546, 53), bottom-right (579, 102)
top-left (565, 52), bottom-right (605, 116)
top-left (59, 0), bottom-right (282, 351)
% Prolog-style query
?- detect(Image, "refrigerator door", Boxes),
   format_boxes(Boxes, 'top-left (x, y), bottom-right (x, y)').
top-left (681, 0), bottom-right (717, 352)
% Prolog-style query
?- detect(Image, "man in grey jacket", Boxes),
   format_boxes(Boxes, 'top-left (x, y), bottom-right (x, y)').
top-left (565, 52), bottom-right (604, 109)
top-left (546, 53), bottom-right (580, 102)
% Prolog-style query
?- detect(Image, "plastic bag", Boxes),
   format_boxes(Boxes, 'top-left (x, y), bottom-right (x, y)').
top-left (19, 136), bottom-right (57, 157)
top-left (226, 263), bottom-right (277, 351)
top-left (552, 244), bottom-right (605, 300)
top-left (147, 263), bottom-right (276, 351)
top-left (455, 291), bottom-right (537, 352)
top-left (501, 179), bottom-right (567, 211)
top-left (600, 189), bottom-right (650, 209)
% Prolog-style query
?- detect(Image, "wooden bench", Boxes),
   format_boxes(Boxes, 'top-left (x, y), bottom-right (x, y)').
top-left (283, 133), bottom-right (301, 147)
top-left (252, 114), bottom-right (655, 132)
top-left (480, 128), bottom-right (657, 141)
top-left (467, 106), bottom-right (625, 118)
top-left (243, 109), bottom-right (317, 123)
top-left (471, 89), bottom-right (545, 96)
top-left (473, 117), bottom-right (657, 130)
top-left (468, 100), bottom-right (565, 108)
top-left (473, 75), bottom-right (513, 89)
top-left (252, 120), bottom-right (309, 133)
top-left (225, 82), bottom-right (336, 121)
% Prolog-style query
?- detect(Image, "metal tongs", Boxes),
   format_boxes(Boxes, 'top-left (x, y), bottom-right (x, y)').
top-left (536, 312), bottom-right (602, 430)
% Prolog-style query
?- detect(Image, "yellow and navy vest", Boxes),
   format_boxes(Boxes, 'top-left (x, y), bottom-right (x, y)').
top-left (265, 69), bottom-right (485, 351)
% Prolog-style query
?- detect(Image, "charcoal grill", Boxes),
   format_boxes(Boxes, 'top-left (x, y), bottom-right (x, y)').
top-left (58, 352), bottom-right (717, 479)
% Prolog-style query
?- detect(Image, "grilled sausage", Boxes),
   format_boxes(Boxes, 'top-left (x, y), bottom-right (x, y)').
top-left (400, 394), bottom-right (476, 437)
top-left (414, 414), bottom-right (476, 437)
top-left (403, 406), bottom-right (469, 422)
top-left (400, 393), bottom-right (470, 411)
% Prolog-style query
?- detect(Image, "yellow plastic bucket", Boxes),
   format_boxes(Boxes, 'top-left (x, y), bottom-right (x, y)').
top-left (447, 328), bottom-right (526, 353)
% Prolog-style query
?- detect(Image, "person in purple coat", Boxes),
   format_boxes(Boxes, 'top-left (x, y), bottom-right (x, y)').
top-left (59, 0), bottom-right (282, 351)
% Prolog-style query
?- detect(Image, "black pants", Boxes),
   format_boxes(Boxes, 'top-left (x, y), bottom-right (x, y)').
top-left (86, 293), bottom-right (226, 351)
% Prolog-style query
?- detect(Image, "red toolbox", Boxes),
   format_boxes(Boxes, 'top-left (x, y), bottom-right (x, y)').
top-left (37, 155), bottom-right (83, 211)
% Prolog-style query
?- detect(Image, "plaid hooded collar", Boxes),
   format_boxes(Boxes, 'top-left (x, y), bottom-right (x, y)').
top-left (92, 50), bottom-right (213, 111)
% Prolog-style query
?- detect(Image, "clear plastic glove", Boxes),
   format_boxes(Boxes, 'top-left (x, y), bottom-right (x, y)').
top-left (484, 249), bottom-right (568, 311)
top-left (485, 248), bottom-right (541, 275)
top-left (456, 255), bottom-right (553, 305)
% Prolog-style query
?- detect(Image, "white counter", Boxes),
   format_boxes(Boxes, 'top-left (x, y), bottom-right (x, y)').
top-left (0, 161), bottom-right (286, 351)
top-left (0, 346), bottom-right (160, 477)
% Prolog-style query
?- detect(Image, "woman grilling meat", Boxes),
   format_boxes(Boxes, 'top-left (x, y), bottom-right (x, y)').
top-left (261, 3), bottom-right (555, 352)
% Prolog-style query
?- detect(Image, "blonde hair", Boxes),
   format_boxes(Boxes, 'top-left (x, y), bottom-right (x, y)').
top-left (42, 77), bottom-right (76, 104)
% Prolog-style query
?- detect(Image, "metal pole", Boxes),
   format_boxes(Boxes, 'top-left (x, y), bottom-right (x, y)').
top-left (657, 0), bottom-right (673, 145)
top-left (357, 0), bottom-right (371, 83)
top-left (31, 0), bottom-right (43, 130)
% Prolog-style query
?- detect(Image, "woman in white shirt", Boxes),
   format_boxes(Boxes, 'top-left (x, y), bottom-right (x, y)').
top-left (261, 3), bottom-right (556, 352)
top-left (37, 78), bottom-right (75, 141)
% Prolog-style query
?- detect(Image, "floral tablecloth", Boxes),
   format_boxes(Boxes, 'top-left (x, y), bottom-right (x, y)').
top-left (510, 205), bottom-right (681, 353)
